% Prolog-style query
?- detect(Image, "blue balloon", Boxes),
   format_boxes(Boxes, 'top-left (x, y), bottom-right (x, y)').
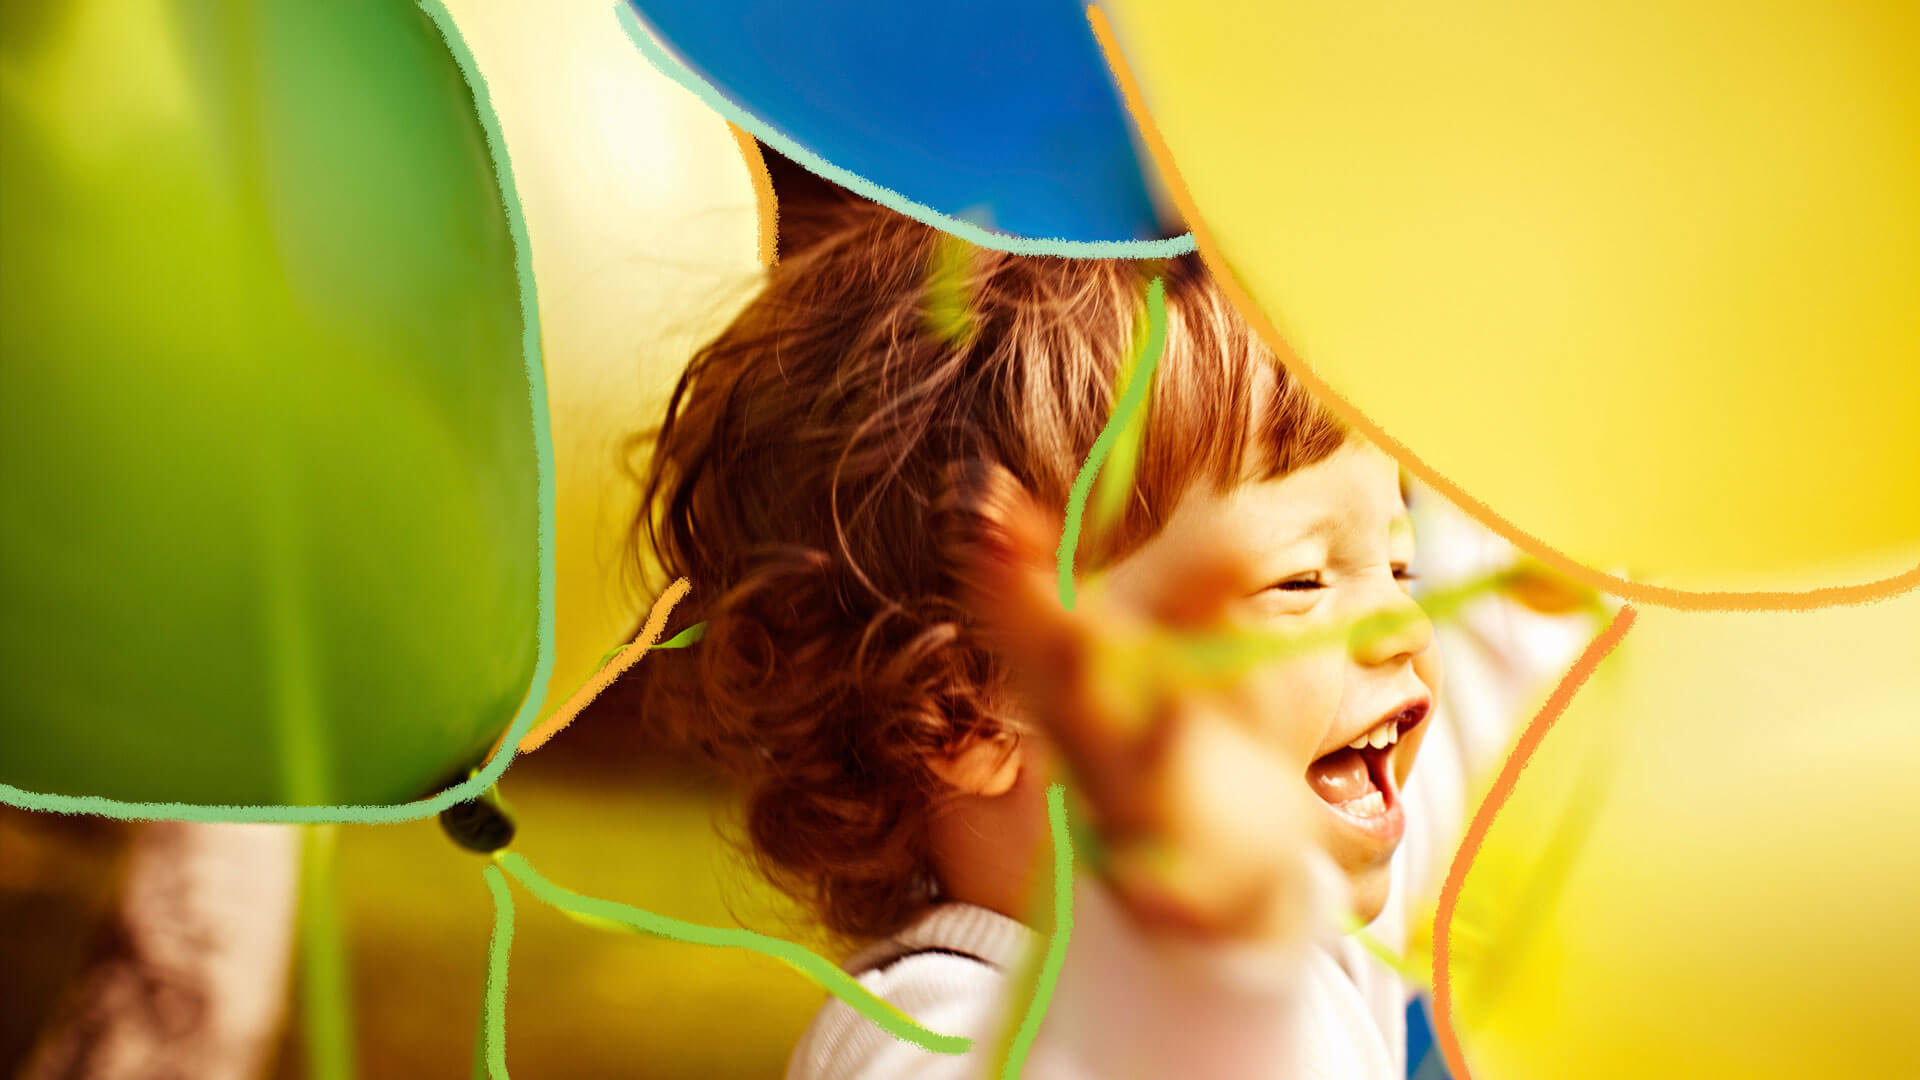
top-left (623, 0), bottom-right (1190, 254)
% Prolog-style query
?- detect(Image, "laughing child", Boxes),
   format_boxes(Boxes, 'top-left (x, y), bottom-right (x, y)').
top-left (628, 199), bottom-right (1554, 1078)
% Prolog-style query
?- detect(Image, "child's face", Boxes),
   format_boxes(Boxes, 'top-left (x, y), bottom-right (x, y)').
top-left (1101, 441), bottom-right (1442, 923)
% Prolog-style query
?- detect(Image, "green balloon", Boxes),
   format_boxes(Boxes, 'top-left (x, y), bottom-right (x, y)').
top-left (0, 0), bottom-right (540, 806)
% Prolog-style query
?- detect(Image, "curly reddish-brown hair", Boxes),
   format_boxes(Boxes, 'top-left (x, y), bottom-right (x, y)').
top-left (627, 200), bottom-right (1346, 941)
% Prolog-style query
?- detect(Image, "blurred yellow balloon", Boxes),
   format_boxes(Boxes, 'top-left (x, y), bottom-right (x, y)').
top-left (1442, 587), bottom-right (1920, 1078)
top-left (1098, 2), bottom-right (1920, 598)
top-left (443, 0), bottom-right (763, 744)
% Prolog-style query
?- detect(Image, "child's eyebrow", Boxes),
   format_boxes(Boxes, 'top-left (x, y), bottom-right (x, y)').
top-left (1283, 507), bottom-right (1410, 540)
top-left (1254, 507), bottom-right (1411, 555)
top-left (1258, 510), bottom-right (1340, 549)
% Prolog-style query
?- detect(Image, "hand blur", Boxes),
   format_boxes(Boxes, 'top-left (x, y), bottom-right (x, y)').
top-left (954, 480), bottom-right (1325, 947)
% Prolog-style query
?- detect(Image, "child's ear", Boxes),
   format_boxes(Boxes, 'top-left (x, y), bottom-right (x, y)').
top-left (927, 730), bottom-right (1024, 798)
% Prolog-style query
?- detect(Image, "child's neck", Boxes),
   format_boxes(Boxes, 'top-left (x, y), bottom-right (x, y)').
top-left (925, 767), bottom-right (1052, 925)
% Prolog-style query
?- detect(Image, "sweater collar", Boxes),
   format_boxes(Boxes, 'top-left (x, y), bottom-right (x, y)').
top-left (843, 902), bottom-right (1040, 975)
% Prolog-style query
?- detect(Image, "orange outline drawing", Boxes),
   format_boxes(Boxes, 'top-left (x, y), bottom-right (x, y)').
top-left (515, 577), bottom-right (690, 754)
top-left (1428, 603), bottom-right (1636, 1079)
top-left (728, 123), bottom-right (779, 267)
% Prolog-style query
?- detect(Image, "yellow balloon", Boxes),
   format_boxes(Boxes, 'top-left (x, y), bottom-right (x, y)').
top-left (1098, 2), bottom-right (1920, 598)
top-left (1443, 589), bottom-right (1920, 1078)
top-left (443, 0), bottom-right (763, 743)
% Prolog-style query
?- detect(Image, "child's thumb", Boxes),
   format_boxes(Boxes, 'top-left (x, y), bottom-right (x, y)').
top-left (935, 460), bottom-right (1084, 682)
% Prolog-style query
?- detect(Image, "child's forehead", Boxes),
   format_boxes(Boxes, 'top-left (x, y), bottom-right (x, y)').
top-left (1226, 444), bottom-right (1409, 540)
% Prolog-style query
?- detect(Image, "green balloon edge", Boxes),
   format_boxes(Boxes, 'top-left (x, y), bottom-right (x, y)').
top-left (0, 0), bottom-right (557, 826)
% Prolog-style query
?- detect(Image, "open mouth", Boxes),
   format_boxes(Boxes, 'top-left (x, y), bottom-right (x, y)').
top-left (1306, 698), bottom-right (1431, 828)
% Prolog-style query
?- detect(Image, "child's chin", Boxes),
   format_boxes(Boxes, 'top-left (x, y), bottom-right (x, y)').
top-left (1347, 867), bottom-right (1393, 927)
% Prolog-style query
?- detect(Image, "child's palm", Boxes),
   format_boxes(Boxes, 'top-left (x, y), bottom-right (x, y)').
top-left (963, 495), bottom-right (1322, 945)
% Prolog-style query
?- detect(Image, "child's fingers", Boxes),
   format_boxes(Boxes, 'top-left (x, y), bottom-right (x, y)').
top-left (971, 485), bottom-right (1087, 681)
top-left (1132, 532), bottom-right (1258, 632)
top-left (939, 465), bottom-right (1156, 800)
top-left (939, 464), bottom-right (1076, 684)
top-left (974, 502), bottom-right (1148, 776)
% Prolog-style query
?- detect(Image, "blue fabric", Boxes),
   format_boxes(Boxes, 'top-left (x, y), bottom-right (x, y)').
top-left (1407, 995), bottom-right (1435, 1072)
top-left (626, 0), bottom-right (1168, 245)
top-left (1408, 995), bottom-right (1456, 1079)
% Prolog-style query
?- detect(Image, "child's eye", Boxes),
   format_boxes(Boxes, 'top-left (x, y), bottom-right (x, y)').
top-left (1269, 573), bottom-right (1325, 592)
top-left (1393, 564), bottom-right (1417, 582)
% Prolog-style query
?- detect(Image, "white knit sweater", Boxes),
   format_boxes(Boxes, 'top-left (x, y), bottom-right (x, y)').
top-left (785, 494), bottom-right (1594, 1080)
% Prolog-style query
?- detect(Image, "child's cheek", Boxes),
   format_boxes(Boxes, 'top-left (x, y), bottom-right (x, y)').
top-left (1414, 645), bottom-right (1444, 712)
top-left (1394, 720), bottom-right (1432, 788)
top-left (1254, 651), bottom-right (1347, 765)
top-left (1394, 651), bottom-right (1445, 787)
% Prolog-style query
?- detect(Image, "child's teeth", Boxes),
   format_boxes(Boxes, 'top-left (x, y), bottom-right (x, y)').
top-left (1343, 790), bottom-right (1386, 817)
top-left (1348, 719), bottom-right (1403, 752)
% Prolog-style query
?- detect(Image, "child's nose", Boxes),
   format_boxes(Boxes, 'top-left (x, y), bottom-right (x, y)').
top-left (1347, 584), bottom-right (1434, 668)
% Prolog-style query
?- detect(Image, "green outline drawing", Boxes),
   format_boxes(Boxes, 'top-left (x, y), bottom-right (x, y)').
top-left (1057, 277), bottom-right (1167, 609)
top-left (992, 783), bottom-right (1077, 1077)
top-left (615, 3), bottom-right (1195, 260)
top-left (470, 784), bottom-right (1080, 1075)
top-left (0, 0), bottom-right (555, 826)
top-left (479, 864), bottom-right (517, 1079)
